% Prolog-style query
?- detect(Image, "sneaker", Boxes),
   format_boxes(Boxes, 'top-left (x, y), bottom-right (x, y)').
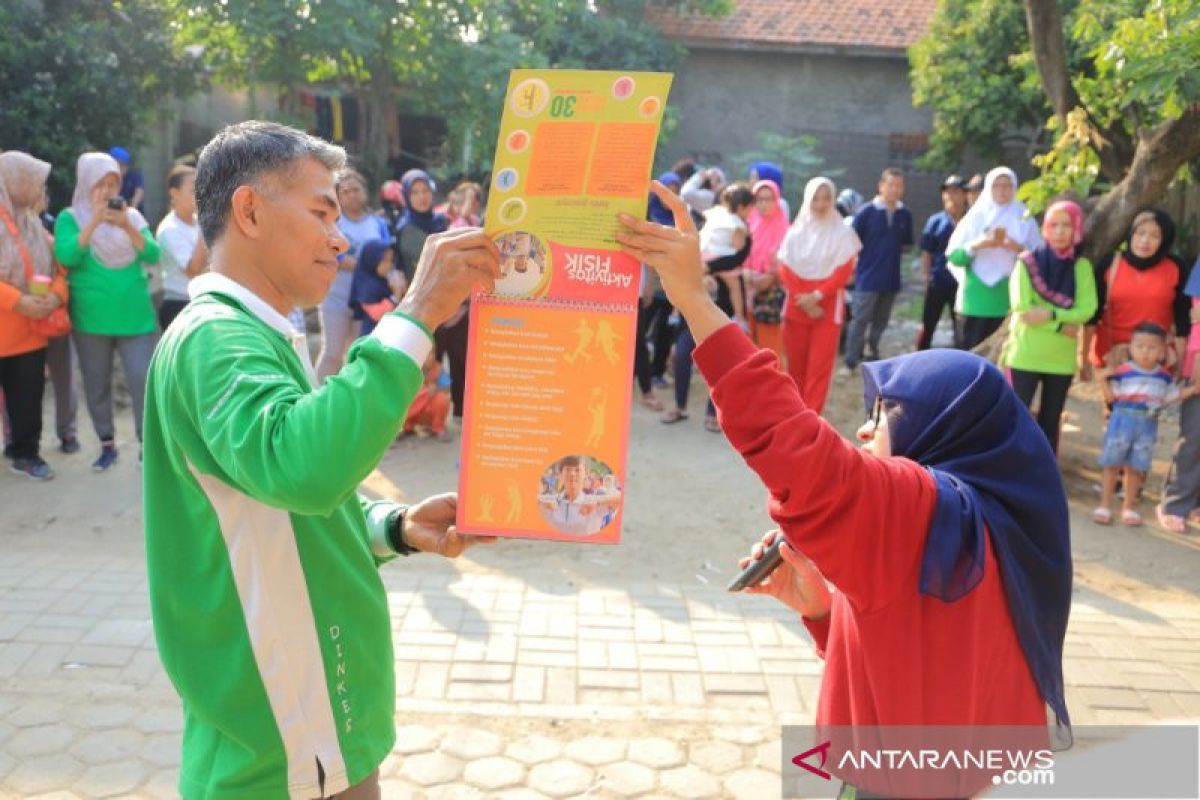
top-left (59, 436), bottom-right (80, 454)
top-left (92, 446), bottom-right (119, 472)
top-left (11, 456), bottom-right (54, 481)
top-left (652, 376), bottom-right (671, 389)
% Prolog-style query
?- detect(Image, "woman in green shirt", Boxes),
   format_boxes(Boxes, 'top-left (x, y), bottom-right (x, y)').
top-left (1001, 201), bottom-right (1097, 454)
top-left (55, 152), bottom-right (160, 471)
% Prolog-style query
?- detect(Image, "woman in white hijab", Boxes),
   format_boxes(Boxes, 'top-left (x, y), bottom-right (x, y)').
top-left (776, 177), bottom-right (862, 414)
top-left (946, 167), bottom-right (1042, 350)
top-left (54, 151), bottom-right (160, 472)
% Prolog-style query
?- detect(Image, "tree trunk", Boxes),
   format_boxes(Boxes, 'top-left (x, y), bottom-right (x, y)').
top-left (360, 74), bottom-right (398, 188)
top-left (1023, 0), bottom-right (1134, 182)
top-left (1082, 105), bottom-right (1200, 263)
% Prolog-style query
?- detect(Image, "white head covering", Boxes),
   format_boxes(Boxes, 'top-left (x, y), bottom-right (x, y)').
top-left (0, 151), bottom-right (53, 290)
top-left (776, 177), bottom-right (862, 279)
top-left (70, 152), bottom-right (148, 269)
top-left (946, 166), bottom-right (1043, 286)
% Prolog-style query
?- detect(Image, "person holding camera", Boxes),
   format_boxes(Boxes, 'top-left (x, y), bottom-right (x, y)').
top-left (54, 152), bottom-right (160, 472)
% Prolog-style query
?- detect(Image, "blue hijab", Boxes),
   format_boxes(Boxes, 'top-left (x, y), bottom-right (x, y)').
top-left (396, 169), bottom-right (449, 236)
top-left (862, 349), bottom-right (1072, 728)
top-left (348, 239), bottom-right (393, 331)
top-left (648, 171), bottom-right (681, 225)
top-left (751, 161), bottom-right (784, 193)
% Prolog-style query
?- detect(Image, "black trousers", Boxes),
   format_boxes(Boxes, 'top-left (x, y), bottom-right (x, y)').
top-left (634, 301), bottom-right (654, 395)
top-left (434, 309), bottom-right (469, 419)
top-left (644, 296), bottom-right (675, 379)
top-left (917, 281), bottom-right (959, 350)
top-left (1, 347), bottom-right (47, 460)
top-left (959, 314), bottom-right (1005, 351)
top-left (1009, 367), bottom-right (1073, 454)
top-left (158, 298), bottom-right (189, 331)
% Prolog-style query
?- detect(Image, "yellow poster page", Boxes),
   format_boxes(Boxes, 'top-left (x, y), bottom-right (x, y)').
top-left (456, 69), bottom-right (673, 543)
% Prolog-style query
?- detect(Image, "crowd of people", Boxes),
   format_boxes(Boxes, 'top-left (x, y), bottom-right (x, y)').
top-left (3, 141), bottom-right (1199, 533)
top-left (0, 116), bottom-right (1187, 796)
top-left (634, 157), bottom-right (1200, 534)
top-left (0, 147), bottom-right (484, 481)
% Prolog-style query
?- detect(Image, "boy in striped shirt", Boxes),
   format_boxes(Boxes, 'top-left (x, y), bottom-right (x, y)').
top-left (1095, 322), bottom-right (1199, 526)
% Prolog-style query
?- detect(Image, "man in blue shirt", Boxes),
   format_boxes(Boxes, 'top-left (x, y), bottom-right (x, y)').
top-left (844, 167), bottom-right (914, 369)
top-left (917, 175), bottom-right (968, 350)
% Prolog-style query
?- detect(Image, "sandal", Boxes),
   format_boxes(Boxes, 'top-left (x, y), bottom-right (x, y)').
top-left (1156, 504), bottom-right (1187, 534)
top-left (1091, 506), bottom-right (1113, 525)
top-left (661, 408), bottom-right (688, 424)
top-left (1121, 509), bottom-right (1143, 527)
top-left (703, 416), bottom-right (721, 433)
top-left (640, 394), bottom-right (664, 411)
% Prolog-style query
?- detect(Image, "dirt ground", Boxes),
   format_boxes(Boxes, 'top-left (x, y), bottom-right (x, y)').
top-left (7, 306), bottom-right (1199, 613)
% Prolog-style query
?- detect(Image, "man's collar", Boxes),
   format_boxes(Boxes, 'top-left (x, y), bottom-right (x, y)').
top-left (189, 272), bottom-right (299, 339)
top-left (872, 197), bottom-right (905, 211)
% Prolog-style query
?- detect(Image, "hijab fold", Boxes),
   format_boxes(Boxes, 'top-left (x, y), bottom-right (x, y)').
top-left (1122, 209), bottom-right (1176, 271)
top-left (946, 167), bottom-right (1042, 286)
top-left (745, 180), bottom-right (789, 274)
top-left (862, 350), bottom-right (1072, 729)
top-left (0, 151), bottom-right (53, 289)
top-left (70, 152), bottom-right (148, 269)
top-left (777, 177), bottom-right (861, 280)
top-left (1022, 200), bottom-right (1083, 308)
top-left (395, 169), bottom-right (448, 236)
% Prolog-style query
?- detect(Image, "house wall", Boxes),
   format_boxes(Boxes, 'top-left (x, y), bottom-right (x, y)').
top-left (660, 46), bottom-right (969, 227)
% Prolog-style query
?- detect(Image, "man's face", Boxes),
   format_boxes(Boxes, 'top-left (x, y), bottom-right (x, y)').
top-left (337, 178), bottom-right (366, 216)
top-left (171, 174), bottom-right (197, 218)
top-left (560, 465), bottom-right (583, 497)
top-left (254, 157), bottom-right (348, 308)
top-left (879, 174), bottom-right (905, 204)
top-left (941, 187), bottom-right (966, 217)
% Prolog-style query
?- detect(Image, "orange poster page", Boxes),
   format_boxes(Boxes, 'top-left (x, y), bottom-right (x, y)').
top-left (457, 69), bottom-right (673, 543)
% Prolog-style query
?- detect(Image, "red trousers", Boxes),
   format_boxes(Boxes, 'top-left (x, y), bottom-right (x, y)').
top-left (782, 317), bottom-right (840, 416)
top-left (403, 388), bottom-right (450, 434)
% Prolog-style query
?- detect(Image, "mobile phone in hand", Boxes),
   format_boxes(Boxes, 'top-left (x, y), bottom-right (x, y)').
top-left (107, 196), bottom-right (126, 211)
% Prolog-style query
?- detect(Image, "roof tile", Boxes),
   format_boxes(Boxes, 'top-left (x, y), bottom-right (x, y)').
top-left (647, 0), bottom-right (938, 51)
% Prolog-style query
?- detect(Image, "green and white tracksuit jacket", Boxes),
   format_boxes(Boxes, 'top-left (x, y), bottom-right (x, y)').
top-left (143, 273), bottom-right (431, 799)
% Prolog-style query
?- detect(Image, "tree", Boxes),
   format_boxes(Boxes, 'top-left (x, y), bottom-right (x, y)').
top-left (169, 0), bottom-right (730, 183)
top-left (0, 0), bottom-right (198, 205)
top-left (911, 0), bottom-right (1200, 261)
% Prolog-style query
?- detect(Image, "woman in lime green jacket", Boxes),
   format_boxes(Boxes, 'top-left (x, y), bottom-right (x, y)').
top-left (1002, 200), bottom-right (1097, 454)
top-left (54, 152), bottom-right (159, 471)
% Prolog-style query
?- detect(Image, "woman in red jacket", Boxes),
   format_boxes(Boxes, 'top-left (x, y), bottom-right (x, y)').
top-left (618, 182), bottom-right (1072, 797)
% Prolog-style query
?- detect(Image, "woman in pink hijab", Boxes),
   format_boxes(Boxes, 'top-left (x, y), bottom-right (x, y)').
top-left (744, 180), bottom-right (790, 360)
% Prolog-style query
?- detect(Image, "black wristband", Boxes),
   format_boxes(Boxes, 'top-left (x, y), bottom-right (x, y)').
top-left (387, 506), bottom-right (418, 556)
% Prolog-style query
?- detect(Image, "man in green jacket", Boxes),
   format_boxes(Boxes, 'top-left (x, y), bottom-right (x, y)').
top-left (143, 120), bottom-right (500, 799)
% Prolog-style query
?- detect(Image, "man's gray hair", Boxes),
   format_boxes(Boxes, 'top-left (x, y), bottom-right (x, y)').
top-left (195, 120), bottom-right (347, 246)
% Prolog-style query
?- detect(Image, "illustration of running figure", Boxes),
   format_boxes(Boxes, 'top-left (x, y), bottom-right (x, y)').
top-left (479, 494), bottom-right (496, 523)
top-left (564, 319), bottom-right (595, 364)
top-left (585, 386), bottom-right (608, 446)
top-left (596, 320), bottom-right (624, 366)
top-left (505, 480), bottom-right (523, 524)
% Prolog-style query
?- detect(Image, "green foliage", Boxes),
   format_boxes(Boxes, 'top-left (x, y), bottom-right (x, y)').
top-left (909, 0), bottom-right (1049, 169)
top-left (731, 132), bottom-right (834, 212)
top-left (913, 0), bottom-right (1200, 217)
top-left (1018, 0), bottom-right (1200, 211)
top-left (0, 0), bottom-right (198, 205)
top-left (168, 0), bottom-right (723, 179)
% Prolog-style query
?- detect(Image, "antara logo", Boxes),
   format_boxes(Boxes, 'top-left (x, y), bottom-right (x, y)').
top-left (793, 740), bottom-right (833, 781)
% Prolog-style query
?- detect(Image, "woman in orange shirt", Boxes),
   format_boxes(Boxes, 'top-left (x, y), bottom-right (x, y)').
top-left (0, 151), bottom-right (68, 480)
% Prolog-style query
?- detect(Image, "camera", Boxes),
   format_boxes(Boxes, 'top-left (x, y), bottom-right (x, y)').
top-left (106, 196), bottom-right (126, 211)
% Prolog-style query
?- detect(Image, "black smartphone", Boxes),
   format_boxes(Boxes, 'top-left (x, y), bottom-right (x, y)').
top-left (727, 536), bottom-right (785, 593)
top-left (107, 196), bottom-right (126, 211)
